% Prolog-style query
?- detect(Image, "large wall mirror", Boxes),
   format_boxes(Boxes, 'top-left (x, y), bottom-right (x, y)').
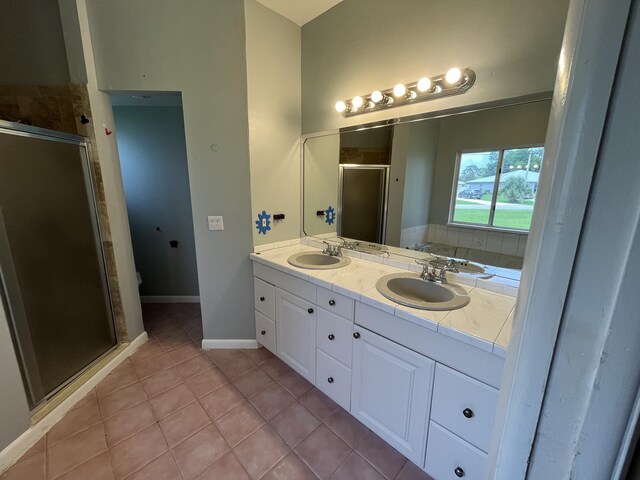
top-left (303, 98), bottom-right (551, 270)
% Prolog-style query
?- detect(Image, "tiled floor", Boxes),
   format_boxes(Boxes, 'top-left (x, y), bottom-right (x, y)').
top-left (1, 303), bottom-right (433, 480)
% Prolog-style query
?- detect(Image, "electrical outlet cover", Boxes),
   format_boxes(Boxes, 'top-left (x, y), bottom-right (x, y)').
top-left (208, 216), bottom-right (224, 231)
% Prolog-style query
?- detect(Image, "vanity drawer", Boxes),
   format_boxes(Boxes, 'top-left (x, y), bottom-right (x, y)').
top-left (316, 349), bottom-right (351, 410)
top-left (431, 364), bottom-right (498, 453)
top-left (255, 311), bottom-right (276, 354)
top-left (254, 277), bottom-right (275, 319)
top-left (425, 422), bottom-right (487, 480)
top-left (317, 287), bottom-right (354, 321)
top-left (317, 309), bottom-right (353, 367)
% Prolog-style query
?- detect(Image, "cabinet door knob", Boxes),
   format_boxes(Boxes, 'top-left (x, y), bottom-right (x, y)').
top-left (260, 330), bottom-right (266, 335)
top-left (328, 334), bottom-right (335, 341)
top-left (454, 467), bottom-right (465, 477)
top-left (259, 296), bottom-right (265, 302)
top-left (353, 332), bottom-right (360, 339)
top-left (329, 299), bottom-right (336, 306)
top-left (327, 377), bottom-right (334, 383)
top-left (463, 408), bottom-right (474, 418)
top-left (308, 308), bottom-right (314, 314)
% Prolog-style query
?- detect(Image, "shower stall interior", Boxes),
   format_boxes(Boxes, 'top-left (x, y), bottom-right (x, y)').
top-left (0, 121), bottom-right (117, 410)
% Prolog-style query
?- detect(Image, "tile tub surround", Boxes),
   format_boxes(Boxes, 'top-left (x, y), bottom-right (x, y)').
top-left (0, 303), bottom-right (433, 480)
top-left (251, 244), bottom-right (516, 358)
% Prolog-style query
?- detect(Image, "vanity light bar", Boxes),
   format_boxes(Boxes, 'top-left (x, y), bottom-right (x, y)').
top-left (335, 67), bottom-right (476, 117)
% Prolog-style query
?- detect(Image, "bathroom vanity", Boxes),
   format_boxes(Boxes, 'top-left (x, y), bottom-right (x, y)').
top-left (250, 243), bottom-right (514, 479)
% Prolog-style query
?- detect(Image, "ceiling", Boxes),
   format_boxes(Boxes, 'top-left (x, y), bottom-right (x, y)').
top-left (255, 0), bottom-right (342, 26)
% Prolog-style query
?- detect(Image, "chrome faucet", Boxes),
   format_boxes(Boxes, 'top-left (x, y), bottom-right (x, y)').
top-left (322, 241), bottom-right (342, 257)
top-left (416, 258), bottom-right (459, 283)
top-left (337, 236), bottom-right (359, 250)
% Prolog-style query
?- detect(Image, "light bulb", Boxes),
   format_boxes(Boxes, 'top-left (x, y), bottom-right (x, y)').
top-left (352, 96), bottom-right (364, 108)
top-left (533, 164), bottom-right (539, 169)
top-left (517, 165), bottom-right (522, 169)
top-left (417, 77), bottom-right (432, 92)
top-left (408, 90), bottom-right (417, 99)
top-left (393, 83), bottom-right (407, 97)
top-left (445, 67), bottom-right (462, 85)
top-left (335, 101), bottom-right (347, 113)
top-left (371, 90), bottom-right (383, 103)
top-left (509, 165), bottom-right (515, 170)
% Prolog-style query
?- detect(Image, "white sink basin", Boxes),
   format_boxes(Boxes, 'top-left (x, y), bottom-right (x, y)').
top-left (376, 273), bottom-right (470, 311)
top-left (287, 252), bottom-right (351, 270)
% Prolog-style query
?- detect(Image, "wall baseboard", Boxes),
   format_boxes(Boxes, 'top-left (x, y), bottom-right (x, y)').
top-left (140, 296), bottom-right (200, 303)
top-left (0, 332), bottom-right (148, 474)
top-left (202, 339), bottom-right (259, 349)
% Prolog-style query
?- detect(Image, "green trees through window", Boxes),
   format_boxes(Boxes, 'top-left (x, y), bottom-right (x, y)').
top-left (452, 147), bottom-right (543, 231)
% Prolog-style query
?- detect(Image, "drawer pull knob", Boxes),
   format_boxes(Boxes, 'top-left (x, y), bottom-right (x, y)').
top-left (329, 299), bottom-right (336, 306)
top-left (308, 308), bottom-right (314, 314)
top-left (454, 467), bottom-right (465, 477)
top-left (353, 332), bottom-right (360, 339)
top-left (327, 377), bottom-right (334, 383)
top-left (463, 408), bottom-right (474, 418)
top-left (260, 330), bottom-right (266, 335)
top-left (259, 296), bottom-right (265, 302)
top-left (328, 334), bottom-right (335, 341)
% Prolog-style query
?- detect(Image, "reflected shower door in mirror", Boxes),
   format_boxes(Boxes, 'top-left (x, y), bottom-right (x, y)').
top-left (302, 99), bottom-right (552, 270)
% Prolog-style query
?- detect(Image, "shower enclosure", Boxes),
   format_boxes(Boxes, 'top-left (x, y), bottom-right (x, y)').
top-left (0, 121), bottom-right (117, 409)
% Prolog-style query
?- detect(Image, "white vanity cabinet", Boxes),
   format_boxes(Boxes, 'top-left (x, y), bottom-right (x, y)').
top-left (351, 326), bottom-right (435, 465)
top-left (315, 287), bottom-right (354, 410)
top-left (276, 288), bottom-right (316, 383)
top-left (252, 260), bottom-right (503, 477)
top-left (254, 277), bottom-right (276, 354)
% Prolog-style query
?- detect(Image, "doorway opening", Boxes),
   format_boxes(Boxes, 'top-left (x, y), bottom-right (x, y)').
top-left (111, 92), bottom-right (201, 339)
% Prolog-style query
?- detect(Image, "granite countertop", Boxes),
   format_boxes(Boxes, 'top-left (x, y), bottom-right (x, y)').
top-left (250, 243), bottom-right (515, 358)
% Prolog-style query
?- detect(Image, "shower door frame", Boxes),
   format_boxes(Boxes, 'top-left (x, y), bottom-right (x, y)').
top-left (337, 164), bottom-right (390, 245)
top-left (0, 121), bottom-right (117, 410)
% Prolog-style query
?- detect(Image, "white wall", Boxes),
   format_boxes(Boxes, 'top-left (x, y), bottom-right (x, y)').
top-left (83, 0), bottom-right (255, 340)
top-left (0, 0), bottom-right (70, 85)
top-left (245, 0), bottom-right (302, 246)
top-left (113, 106), bottom-right (199, 297)
top-left (301, 0), bottom-right (569, 134)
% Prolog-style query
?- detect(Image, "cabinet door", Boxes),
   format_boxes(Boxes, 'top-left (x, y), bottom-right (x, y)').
top-left (276, 289), bottom-right (316, 383)
top-left (351, 327), bottom-right (435, 465)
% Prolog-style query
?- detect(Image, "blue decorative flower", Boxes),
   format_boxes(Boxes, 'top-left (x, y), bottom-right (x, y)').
top-left (325, 206), bottom-right (336, 225)
top-left (255, 210), bottom-right (271, 235)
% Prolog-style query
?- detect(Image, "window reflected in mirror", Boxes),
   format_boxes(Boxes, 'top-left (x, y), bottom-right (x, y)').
top-left (452, 146), bottom-right (544, 232)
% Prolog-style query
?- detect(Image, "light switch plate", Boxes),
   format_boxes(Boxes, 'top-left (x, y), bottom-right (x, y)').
top-left (208, 216), bottom-right (224, 231)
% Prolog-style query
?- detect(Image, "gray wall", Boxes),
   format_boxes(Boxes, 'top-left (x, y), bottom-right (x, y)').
top-left (301, 0), bottom-right (569, 134)
top-left (0, 0), bottom-right (70, 85)
top-left (303, 134), bottom-right (340, 237)
top-left (113, 106), bottom-right (199, 297)
top-left (386, 125), bottom-right (410, 245)
top-left (402, 120), bottom-right (441, 229)
top-left (85, 0), bottom-right (254, 340)
top-left (245, 0), bottom-right (302, 246)
top-left (0, 304), bottom-right (30, 451)
top-left (430, 101), bottom-right (552, 225)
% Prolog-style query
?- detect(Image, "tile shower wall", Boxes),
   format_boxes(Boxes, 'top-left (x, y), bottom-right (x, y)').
top-left (401, 224), bottom-right (528, 258)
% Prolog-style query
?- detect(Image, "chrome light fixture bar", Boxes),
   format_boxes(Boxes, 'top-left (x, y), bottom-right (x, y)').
top-left (335, 67), bottom-right (476, 117)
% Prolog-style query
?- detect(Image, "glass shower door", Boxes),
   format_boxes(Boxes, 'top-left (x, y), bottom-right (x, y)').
top-left (0, 124), bottom-right (116, 409)
top-left (338, 165), bottom-right (390, 244)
